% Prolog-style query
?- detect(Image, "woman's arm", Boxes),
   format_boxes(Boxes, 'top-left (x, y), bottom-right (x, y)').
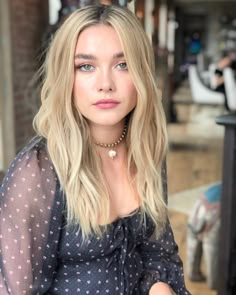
top-left (138, 219), bottom-right (190, 295)
top-left (0, 138), bottom-right (62, 294)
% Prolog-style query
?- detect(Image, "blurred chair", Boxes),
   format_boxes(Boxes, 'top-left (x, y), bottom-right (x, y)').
top-left (188, 65), bottom-right (225, 105)
top-left (223, 67), bottom-right (236, 111)
top-left (196, 52), bottom-right (207, 73)
top-left (208, 63), bottom-right (217, 89)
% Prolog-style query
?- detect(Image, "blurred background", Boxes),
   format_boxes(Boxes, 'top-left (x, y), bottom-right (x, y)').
top-left (1, 0), bottom-right (236, 294)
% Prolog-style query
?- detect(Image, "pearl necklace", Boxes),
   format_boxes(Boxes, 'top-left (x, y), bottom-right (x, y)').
top-left (95, 125), bottom-right (127, 159)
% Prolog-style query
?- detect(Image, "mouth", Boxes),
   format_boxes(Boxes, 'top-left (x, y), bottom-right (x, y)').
top-left (93, 99), bottom-right (120, 109)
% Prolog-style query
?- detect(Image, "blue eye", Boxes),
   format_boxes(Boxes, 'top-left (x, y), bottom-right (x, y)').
top-left (116, 62), bottom-right (128, 70)
top-left (76, 64), bottom-right (95, 72)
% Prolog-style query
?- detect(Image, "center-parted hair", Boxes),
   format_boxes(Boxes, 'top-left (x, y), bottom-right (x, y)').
top-left (33, 4), bottom-right (168, 239)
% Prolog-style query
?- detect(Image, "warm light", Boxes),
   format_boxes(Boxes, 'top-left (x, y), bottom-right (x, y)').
top-left (136, 10), bottom-right (143, 20)
top-left (100, 0), bottom-right (112, 4)
top-left (159, 3), bottom-right (167, 49)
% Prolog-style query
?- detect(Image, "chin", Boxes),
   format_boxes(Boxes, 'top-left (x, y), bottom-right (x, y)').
top-left (89, 115), bottom-right (126, 126)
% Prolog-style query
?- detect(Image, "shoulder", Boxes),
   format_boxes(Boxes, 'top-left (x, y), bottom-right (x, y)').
top-left (18, 136), bottom-right (47, 158)
top-left (2, 136), bottom-right (58, 187)
top-left (7, 136), bottom-right (46, 172)
top-left (0, 137), bottom-right (64, 232)
top-left (13, 136), bottom-right (49, 167)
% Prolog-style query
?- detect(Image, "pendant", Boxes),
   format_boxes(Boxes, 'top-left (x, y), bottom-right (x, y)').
top-left (108, 149), bottom-right (117, 159)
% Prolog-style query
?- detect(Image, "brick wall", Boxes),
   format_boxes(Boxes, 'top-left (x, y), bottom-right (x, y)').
top-left (9, 0), bottom-right (49, 151)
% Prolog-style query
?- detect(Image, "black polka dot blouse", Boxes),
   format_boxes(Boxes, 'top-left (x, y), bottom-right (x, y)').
top-left (0, 137), bottom-right (191, 294)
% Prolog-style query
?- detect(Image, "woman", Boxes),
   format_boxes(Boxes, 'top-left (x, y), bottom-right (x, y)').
top-left (0, 4), bottom-right (190, 295)
top-left (213, 51), bottom-right (236, 110)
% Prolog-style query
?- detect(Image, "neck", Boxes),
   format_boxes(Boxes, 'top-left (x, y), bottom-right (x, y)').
top-left (98, 140), bottom-right (128, 163)
top-left (91, 122), bottom-right (127, 160)
top-left (90, 121), bottom-right (125, 144)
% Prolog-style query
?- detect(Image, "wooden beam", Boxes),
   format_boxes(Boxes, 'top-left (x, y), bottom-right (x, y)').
top-left (0, 0), bottom-right (15, 171)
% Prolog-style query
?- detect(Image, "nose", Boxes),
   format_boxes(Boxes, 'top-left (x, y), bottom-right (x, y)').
top-left (97, 68), bottom-right (115, 92)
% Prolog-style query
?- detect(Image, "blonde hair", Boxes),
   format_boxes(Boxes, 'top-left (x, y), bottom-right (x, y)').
top-left (33, 4), bottom-right (168, 239)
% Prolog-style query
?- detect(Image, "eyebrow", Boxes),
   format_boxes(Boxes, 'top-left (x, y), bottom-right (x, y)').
top-left (74, 52), bottom-right (124, 60)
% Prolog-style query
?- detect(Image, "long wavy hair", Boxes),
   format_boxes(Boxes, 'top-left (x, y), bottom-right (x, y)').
top-left (33, 4), bottom-right (168, 239)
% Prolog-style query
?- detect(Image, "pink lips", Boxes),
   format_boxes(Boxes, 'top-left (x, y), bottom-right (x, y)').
top-left (94, 99), bottom-right (120, 109)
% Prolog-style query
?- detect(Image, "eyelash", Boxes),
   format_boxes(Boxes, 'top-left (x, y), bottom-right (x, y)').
top-left (75, 64), bottom-right (94, 72)
top-left (116, 62), bottom-right (128, 70)
top-left (74, 62), bottom-right (128, 71)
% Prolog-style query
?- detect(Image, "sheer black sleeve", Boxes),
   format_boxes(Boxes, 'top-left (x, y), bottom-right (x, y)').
top-left (0, 137), bottom-right (63, 294)
top-left (139, 220), bottom-right (191, 295)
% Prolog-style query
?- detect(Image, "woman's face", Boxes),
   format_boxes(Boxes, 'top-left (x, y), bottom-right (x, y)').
top-left (73, 24), bottom-right (137, 128)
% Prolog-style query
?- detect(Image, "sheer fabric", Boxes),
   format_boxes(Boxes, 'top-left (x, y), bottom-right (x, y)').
top-left (0, 137), bottom-right (190, 294)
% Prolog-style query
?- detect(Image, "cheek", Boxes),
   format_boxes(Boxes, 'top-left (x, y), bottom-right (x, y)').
top-left (73, 76), bottom-right (95, 97)
top-left (129, 83), bottom-right (137, 103)
top-left (132, 85), bottom-right (137, 97)
top-left (73, 81), bottom-right (83, 108)
top-left (73, 80), bottom-right (88, 106)
top-left (73, 77), bottom-right (83, 94)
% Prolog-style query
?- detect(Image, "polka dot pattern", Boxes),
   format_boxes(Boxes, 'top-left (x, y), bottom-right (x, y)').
top-left (0, 137), bottom-right (190, 294)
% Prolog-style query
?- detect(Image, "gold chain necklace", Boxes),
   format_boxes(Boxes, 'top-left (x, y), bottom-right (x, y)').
top-left (95, 124), bottom-right (127, 159)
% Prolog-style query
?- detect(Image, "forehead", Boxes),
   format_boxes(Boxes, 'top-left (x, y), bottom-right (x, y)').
top-left (75, 24), bottom-right (123, 54)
